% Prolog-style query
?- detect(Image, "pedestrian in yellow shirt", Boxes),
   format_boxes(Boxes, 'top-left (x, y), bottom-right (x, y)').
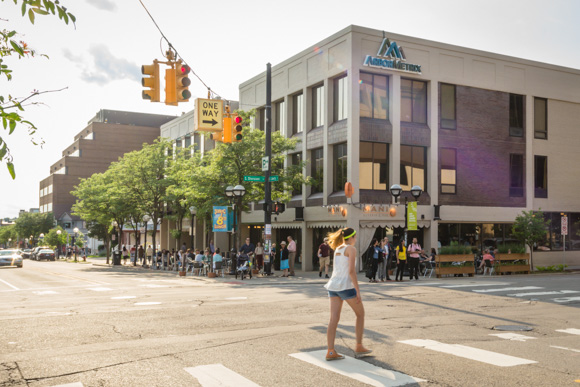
top-left (395, 239), bottom-right (407, 282)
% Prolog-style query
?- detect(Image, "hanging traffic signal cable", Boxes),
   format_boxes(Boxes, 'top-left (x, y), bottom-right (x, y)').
top-left (137, 0), bottom-right (224, 101)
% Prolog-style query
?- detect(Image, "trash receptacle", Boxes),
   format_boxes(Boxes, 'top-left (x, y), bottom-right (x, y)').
top-left (113, 251), bottom-right (122, 266)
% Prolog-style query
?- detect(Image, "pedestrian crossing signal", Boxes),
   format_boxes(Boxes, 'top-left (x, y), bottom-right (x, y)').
top-left (273, 202), bottom-right (285, 214)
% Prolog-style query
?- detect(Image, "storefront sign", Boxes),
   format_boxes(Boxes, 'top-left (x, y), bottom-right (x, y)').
top-left (212, 206), bottom-right (230, 232)
top-left (363, 38), bottom-right (421, 74)
top-left (562, 215), bottom-right (568, 236)
top-left (407, 201), bottom-right (418, 231)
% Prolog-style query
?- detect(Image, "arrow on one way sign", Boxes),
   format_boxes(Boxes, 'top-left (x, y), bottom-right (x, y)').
top-left (203, 119), bottom-right (218, 126)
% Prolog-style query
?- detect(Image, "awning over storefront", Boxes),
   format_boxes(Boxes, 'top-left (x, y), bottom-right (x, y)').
top-left (307, 221), bottom-right (346, 229)
top-left (359, 220), bottom-right (431, 229)
top-left (272, 222), bottom-right (301, 229)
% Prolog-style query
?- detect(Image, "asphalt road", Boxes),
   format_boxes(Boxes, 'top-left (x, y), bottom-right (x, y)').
top-left (1, 260), bottom-right (579, 387)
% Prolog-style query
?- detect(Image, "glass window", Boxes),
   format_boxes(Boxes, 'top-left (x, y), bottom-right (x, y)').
top-left (509, 94), bottom-right (524, 137)
top-left (400, 145), bottom-right (427, 192)
top-left (312, 85), bottom-right (324, 128)
top-left (333, 75), bottom-right (348, 122)
top-left (440, 84), bottom-right (456, 129)
top-left (570, 213), bottom-right (580, 251)
top-left (48, 185), bottom-right (53, 194)
top-left (47, 203), bottom-right (52, 212)
top-left (333, 143), bottom-right (348, 192)
top-left (184, 135), bottom-right (191, 148)
top-left (275, 100), bottom-right (286, 134)
top-left (440, 148), bottom-right (456, 194)
top-left (401, 79), bottom-right (427, 124)
top-left (359, 142), bottom-right (388, 190)
top-left (359, 73), bottom-right (388, 120)
top-left (311, 148), bottom-right (324, 194)
top-left (534, 97), bottom-right (547, 139)
top-left (175, 138), bottom-right (182, 149)
top-left (292, 93), bottom-right (304, 135)
top-left (534, 155), bottom-right (547, 198)
top-left (291, 153), bottom-right (302, 196)
top-left (509, 154), bottom-right (524, 197)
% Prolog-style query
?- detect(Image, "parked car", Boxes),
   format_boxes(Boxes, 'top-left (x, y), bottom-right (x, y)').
top-left (21, 249), bottom-right (32, 259)
top-left (0, 249), bottom-right (23, 268)
top-left (36, 249), bottom-right (56, 261)
top-left (31, 246), bottom-right (50, 261)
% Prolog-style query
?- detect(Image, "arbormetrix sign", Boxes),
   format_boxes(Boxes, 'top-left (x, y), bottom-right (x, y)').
top-left (363, 38), bottom-right (422, 74)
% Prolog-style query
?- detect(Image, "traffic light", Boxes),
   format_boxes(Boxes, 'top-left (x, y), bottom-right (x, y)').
top-left (165, 67), bottom-right (177, 106)
top-left (209, 130), bottom-right (223, 142)
top-left (176, 62), bottom-right (191, 103)
top-left (222, 116), bottom-right (232, 143)
top-left (273, 202), bottom-right (285, 214)
top-left (141, 61), bottom-right (160, 102)
top-left (232, 114), bottom-right (243, 142)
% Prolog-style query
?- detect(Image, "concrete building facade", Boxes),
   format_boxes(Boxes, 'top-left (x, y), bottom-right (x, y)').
top-left (237, 25), bottom-right (580, 271)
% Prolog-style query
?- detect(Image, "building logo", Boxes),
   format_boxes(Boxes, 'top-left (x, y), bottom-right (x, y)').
top-left (363, 38), bottom-right (421, 74)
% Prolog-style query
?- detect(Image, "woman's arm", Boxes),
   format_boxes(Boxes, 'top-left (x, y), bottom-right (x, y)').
top-left (346, 245), bottom-right (361, 303)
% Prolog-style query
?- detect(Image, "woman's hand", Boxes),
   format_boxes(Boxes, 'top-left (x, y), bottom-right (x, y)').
top-left (356, 290), bottom-right (362, 303)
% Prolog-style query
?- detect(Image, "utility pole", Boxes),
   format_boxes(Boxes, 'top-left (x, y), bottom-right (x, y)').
top-left (264, 63), bottom-right (273, 275)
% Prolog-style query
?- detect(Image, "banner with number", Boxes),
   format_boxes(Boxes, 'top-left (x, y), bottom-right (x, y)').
top-left (212, 206), bottom-right (229, 232)
top-left (407, 201), bottom-right (418, 231)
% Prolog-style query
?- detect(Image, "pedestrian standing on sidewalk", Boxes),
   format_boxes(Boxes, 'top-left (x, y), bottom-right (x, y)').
top-left (378, 238), bottom-right (388, 282)
top-left (324, 227), bottom-right (371, 361)
top-left (369, 239), bottom-right (381, 283)
top-left (279, 241), bottom-right (289, 277)
top-left (138, 245), bottom-right (145, 266)
top-left (317, 237), bottom-right (332, 278)
top-left (254, 242), bottom-right (264, 270)
top-left (130, 245), bottom-right (137, 266)
top-left (395, 240), bottom-right (407, 282)
top-left (146, 245), bottom-right (153, 266)
top-left (384, 238), bottom-right (394, 281)
top-left (287, 236), bottom-right (297, 276)
top-left (407, 238), bottom-right (422, 280)
top-left (122, 245), bottom-right (128, 265)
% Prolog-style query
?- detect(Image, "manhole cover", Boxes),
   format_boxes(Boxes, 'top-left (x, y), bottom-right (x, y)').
top-left (492, 325), bottom-right (533, 331)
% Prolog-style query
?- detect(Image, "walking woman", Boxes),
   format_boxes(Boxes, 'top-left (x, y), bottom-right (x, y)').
top-left (324, 227), bottom-right (372, 361)
top-left (395, 239), bottom-right (407, 282)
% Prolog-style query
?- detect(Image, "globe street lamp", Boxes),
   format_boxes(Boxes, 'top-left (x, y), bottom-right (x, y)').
top-left (56, 230), bottom-right (62, 259)
top-left (389, 184), bottom-right (423, 246)
top-left (73, 227), bottom-right (79, 262)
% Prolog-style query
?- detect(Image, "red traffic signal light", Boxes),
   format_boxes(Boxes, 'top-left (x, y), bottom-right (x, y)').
top-left (176, 63), bottom-right (191, 102)
top-left (273, 202), bottom-right (285, 214)
top-left (232, 114), bottom-right (243, 142)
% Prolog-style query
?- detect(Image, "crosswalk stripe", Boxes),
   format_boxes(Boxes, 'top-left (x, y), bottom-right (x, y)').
top-left (184, 364), bottom-right (260, 387)
top-left (550, 345), bottom-right (580, 353)
top-left (134, 302), bottom-right (161, 306)
top-left (0, 278), bottom-right (20, 290)
top-left (111, 296), bottom-right (136, 300)
top-left (472, 286), bottom-right (543, 293)
top-left (32, 290), bottom-right (58, 295)
top-left (87, 287), bottom-right (113, 292)
top-left (553, 297), bottom-right (580, 303)
top-left (50, 383), bottom-right (84, 387)
top-left (441, 283), bottom-right (510, 288)
top-left (489, 333), bottom-right (536, 342)
top-left (556, 328), bottom-right (580, 336)
top-left (399, 339), bottom-right (537, 367)
top-left (506, 290), bottom-right (579, 297)
top-left (290, 350), bottom-right (425, 386)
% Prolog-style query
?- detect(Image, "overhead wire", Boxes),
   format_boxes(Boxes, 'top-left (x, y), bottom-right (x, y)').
top-left (138, 0), bottom-right (225, 101)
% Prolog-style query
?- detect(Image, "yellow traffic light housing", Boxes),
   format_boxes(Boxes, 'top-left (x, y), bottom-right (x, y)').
top-left (232, 114), bottom-right (243, 142)
top-left (165, 67), bottom-right (177, 106)
top-left (223, 116), bottom-right (232, 143)
top-left (141, 61), bottom-right (160, 102)
top-left (209, 131), bottom-right (223, 142)
top-left (176, 61), bottom-right (192, 103)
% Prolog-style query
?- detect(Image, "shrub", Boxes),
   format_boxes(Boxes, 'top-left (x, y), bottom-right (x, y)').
top-left (497, 243), bottom-right (526, 254)
top-left (439, 245), bottom-right (472, 255)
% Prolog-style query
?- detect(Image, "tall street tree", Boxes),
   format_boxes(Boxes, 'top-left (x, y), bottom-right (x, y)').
top-left (512, 209), bottom-right (551, 271)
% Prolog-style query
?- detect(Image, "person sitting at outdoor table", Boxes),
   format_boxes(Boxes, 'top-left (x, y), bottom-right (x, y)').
top-left (479, 249), bottom-right (495, 272)
top-left (213, 248), bottom-right (223, 272)
top-left (193, 249), bottom-right (204, 275)
top-left (203, 248), bottom-right (212, 273)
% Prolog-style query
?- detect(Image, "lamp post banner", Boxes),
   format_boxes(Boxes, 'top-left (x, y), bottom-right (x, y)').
top-left (212, 206), bottom-right (229, 232)
top-left (407, 201), bottom-right (418, 231)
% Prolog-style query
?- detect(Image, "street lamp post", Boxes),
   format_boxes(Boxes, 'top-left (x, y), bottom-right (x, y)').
top-left (225, 185), bottom-right (246, 274)
top-left (73, 227), bottom-right (79, 262)
top-left (143, 215), bottom-right (150, 267)
top-left (189, 206), bottom-right (196, 249)
top-left (389, 184), bottom-right (423, 246)
top-left (56, 230), bottom-right (62, 259)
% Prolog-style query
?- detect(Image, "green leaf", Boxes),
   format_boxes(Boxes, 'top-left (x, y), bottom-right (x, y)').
top-left (21, 2), bottom-right (27, 17)
top-left (32, 8), bottom-right (50, 15)
top-left (0, 144), bottom-right (6, 160)
top-left (2, 117), bottom-right (6, 130)
top-left (9, 120), bottom-right (16, 134)
top-left (10, 40), bottom-right (25, 56)
top-left (7, 162), bottom-right (15, 179)
top-left (28, 8), bottom-right (36, 24)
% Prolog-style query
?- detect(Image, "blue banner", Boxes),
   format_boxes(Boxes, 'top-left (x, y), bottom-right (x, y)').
top-left (212, 206), bottom-right (230, 232)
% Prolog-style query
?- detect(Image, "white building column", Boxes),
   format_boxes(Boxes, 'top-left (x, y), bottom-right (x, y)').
top-left (525, 94), bottom-right (534, 211)
top-left (391, 74), bottom-right (401, 192)
top-left (428, 80), bottom-right (439, 251)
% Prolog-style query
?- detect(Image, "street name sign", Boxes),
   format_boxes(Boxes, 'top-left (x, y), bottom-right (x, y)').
top-left (243, 175), bottom-right (279, 182)
top-left (194, 98), bottom-right (223, 132)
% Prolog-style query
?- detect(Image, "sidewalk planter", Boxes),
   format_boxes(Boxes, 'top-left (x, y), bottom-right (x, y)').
top-left (436, 254), bottom-right (475, 278)
top-left (207, 272), bottom-right (217, 278)
top-left (178, 271), bottom-right (186, 277)
top-left (496, 253), bottom-right (530, 275)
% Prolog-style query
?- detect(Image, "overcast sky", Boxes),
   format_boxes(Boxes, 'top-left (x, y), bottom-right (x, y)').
top-left (1, 0), bottom-right (579, 218)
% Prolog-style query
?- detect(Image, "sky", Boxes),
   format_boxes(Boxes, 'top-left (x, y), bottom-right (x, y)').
top-left (1, 0), bottom-right (579, 219)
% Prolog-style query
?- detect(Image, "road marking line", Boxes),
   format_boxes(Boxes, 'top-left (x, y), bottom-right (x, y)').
top-left (87, 287), bottom-right (113, 292)
top-left (441, 283), bottom-right (510, 288)
top-left (184, 364), bottom-right (260, 387)
top-left (507, 290), bottom-right (580, 297)
top-left (290, 350), bottom-right (425, 386)
top-left (472, 286), bottom-right (543, 293)
top-left (50, 383), bottom-right (84, 387)
top-left (0, 278), bottom-right (20, 290)
top-left (32, 290), bottom-right (58, 295)
top-left (399, 339), bottom-right (537, 367)
top-left (139, 284), bottom-right (169, 288)
top-left (489, 333), bottom-right (536, 342)
top-left (410, 282), bottom-right (440, 286)
top-left (556, 328), bottom-right (580, 336)
top-left (550, 345), bottom-right (580, 353)
top-left (111, 296), bottom-right (136, 300)
top-left (134, 302), bottom-right (162, 306)
top-left (553, 297), bottom-right (580, 303)
top-left (225, 297), bottom-right (247, 300)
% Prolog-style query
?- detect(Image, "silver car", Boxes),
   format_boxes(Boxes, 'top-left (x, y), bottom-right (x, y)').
top-left (0, 249), bottom-right (23, 268)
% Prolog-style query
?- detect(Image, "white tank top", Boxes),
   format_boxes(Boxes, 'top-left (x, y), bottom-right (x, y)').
top-left (324, 244), bottom-right (355, 291)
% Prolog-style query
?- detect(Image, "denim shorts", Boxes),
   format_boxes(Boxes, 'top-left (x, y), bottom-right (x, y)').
top-left (328, 288), bottom-right (357, 300)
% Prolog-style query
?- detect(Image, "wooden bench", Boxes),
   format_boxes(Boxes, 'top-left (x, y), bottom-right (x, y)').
top-left (435, 254), bottom-right (475, 278)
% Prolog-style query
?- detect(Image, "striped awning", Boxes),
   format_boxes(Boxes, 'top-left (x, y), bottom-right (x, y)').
top-left (272, 222), bottom-right (301, 229)
top-left (360, 220), bottom-right (431, 229)
top-left (307, 221), bottom-right (346, 229)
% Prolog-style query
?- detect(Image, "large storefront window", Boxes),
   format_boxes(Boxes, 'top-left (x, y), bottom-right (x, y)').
top-left (401, 145), bottom-right (426, 192)
top-left (438, 223), bottom-right (517, 253)
top-left (359, 142), bottom-right (388, 190)
top-left (360, 72), bottom-right (389, 120)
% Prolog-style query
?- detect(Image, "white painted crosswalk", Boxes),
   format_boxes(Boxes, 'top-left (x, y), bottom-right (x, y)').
top-left (472, 286), bottom-right (543, 293)
top-left (184, 364), bottom-right (260, 387)
top-left (556, 328), bottom-right (580, 336)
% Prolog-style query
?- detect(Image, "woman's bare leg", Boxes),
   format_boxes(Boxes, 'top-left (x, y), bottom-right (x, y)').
top-left (327, 296), bottom-right (343, 351)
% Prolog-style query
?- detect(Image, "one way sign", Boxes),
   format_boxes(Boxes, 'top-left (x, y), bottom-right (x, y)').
top-left (194, 98), bottom-right (223, 132)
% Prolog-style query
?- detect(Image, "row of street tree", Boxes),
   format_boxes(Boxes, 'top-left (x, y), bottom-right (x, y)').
top-left (71, 110), bottom-right (307, 264)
